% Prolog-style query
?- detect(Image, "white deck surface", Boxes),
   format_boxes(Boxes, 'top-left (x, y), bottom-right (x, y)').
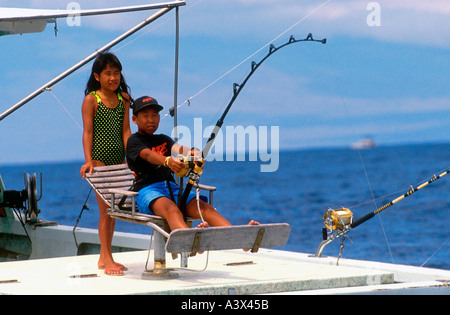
top-left (1, 248), bottom-right (449, 295)
top-left (0, 248), bottom-right (394, 295)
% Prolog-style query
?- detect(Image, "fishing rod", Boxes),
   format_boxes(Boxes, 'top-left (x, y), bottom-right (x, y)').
top-left (314, 167), bottom-right (450, 258)
top-left (176, 33), bottom-right (326, 211)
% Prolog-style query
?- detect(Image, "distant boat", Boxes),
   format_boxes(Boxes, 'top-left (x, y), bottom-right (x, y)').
top-left (351, 137), bottom-right (376, 150)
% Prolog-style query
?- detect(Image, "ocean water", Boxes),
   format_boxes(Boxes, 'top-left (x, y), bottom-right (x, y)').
top-left (1, 142), bottom-right (449, 270)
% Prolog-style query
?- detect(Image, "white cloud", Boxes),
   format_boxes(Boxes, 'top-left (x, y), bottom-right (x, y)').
top-left (8, 0), bottom-right (450, 47)
top-left (382, 0), bottom-right (450, 15)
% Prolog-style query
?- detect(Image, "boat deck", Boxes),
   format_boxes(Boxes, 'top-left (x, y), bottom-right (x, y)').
top-left (1, 248), bottom-right (448, 295)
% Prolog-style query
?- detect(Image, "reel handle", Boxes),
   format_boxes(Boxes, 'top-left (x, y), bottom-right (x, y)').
top-left (174, 155), bottom-right (205, 178)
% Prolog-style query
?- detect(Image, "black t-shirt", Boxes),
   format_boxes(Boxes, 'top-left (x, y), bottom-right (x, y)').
top-left (126, 132), bottom-right (175, 191)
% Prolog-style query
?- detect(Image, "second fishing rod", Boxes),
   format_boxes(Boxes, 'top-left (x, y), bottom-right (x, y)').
top-left (315, 167), bottom-right (450, 257)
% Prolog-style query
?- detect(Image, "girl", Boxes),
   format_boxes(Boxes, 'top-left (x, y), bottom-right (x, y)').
top-left (80, 52), bottom-right (131, 276)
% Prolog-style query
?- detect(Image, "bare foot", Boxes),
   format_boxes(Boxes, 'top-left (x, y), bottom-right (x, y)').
top-left (197, 221), bottom-right (209, 228)
top-left (244, 220), bottom-right (260, 252)
top-left (98, 262), bottom-right (127, 271)
top-left (104, 266), bottom-right (124, 276)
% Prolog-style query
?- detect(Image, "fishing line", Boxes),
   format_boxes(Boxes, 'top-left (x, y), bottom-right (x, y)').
top-left (11, 207), bottom-right (32, 249)
top-left (145, 229), bottom-right (210, 273)
top-left (196, 187), bottom-right (205, 223)
top-left (316, 168), bottom-right (450, 258)
top-left (162, 0), bottom-right (334, 119)
top-left (323, 44), bottom-right (395, 262)
top-left (47, 88), bottom-right (83, 132)
top-left (46, 0), bottom-right (333, 124)
top-left (45, 0), bottom-right (189, 134)
top-left (346, 165), bottom-right (450, 216)
top-left (176, 34), bottom-right (327, 211)
top-left (417, 165), bottom-right (450, 268)
top-left (114, 0), bottom-right (206, 54)
top-left (73, 187), bottom-right (93, 249)
top-left (420, 235), bottom-right (450, 268)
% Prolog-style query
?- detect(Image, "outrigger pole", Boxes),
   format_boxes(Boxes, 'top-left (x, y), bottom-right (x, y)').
top-left (177, 33), bottom-right (326, 211)
top-left (0, 0), bottom-right (186, 121)
top-left (314, 168), bottom-right (450, 257)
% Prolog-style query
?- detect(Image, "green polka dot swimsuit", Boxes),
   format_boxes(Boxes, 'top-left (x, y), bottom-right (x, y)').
top-left (91, 91), bottom-right (126, 166)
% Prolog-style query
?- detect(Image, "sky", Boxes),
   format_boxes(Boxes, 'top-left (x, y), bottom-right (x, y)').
top-left (0, 0), bottom-right (449, 165)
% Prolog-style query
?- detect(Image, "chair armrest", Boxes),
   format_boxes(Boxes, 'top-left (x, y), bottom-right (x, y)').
top-left (193, 183), bottom-right (217, 191)
top-left (192, 183), bottom-right (217, 206)
top-left (108, 189), bottom-right (139, 196)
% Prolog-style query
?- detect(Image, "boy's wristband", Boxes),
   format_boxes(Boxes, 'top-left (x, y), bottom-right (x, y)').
top-left (163, 156), bottom-right (171, 167)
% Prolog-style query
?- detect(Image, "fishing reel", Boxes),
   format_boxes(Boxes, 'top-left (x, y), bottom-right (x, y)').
top-left (0, 173), bottom-right (42, 223)
top-left (175, 155), bottom-right (205, 182)
top-left (313, 207), bottom-right (354, 258)
top-left (323, 207), bottom-right (353, 233)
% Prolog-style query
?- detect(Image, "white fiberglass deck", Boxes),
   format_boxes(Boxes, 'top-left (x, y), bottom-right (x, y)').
top-left (1, 248), bottom-right (448, 295)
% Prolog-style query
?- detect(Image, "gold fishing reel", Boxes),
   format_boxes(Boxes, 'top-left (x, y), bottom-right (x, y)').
top-left (323, 207), bottom-right (353, 232)
top-left (175, 155), bottom-right (205, 178)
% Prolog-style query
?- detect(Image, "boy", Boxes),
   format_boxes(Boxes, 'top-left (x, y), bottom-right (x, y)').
top-left (127, 96), bottom-right (249, 231)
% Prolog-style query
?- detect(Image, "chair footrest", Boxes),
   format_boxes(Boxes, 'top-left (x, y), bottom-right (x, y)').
top-left (165, 223), bottom-right (291, 254)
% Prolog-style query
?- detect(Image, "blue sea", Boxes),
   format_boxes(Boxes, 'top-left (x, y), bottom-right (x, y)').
top-left (1, 142), bottom-right (449, 270)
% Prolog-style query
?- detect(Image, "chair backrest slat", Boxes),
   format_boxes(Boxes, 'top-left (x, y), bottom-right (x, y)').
top-left (85, 164), bottom-right (135, 207)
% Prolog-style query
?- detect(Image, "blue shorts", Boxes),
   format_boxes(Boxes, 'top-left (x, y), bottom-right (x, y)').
top-left (136, 181), bottom-right (207, 215)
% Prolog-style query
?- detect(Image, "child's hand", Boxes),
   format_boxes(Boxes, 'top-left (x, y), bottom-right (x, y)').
top-left (190, 148), bottom-right (202, 157)
top-left (80, 161), bottom-right (94, 178)
top-left (168, 157), bottom-right (186, 174)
